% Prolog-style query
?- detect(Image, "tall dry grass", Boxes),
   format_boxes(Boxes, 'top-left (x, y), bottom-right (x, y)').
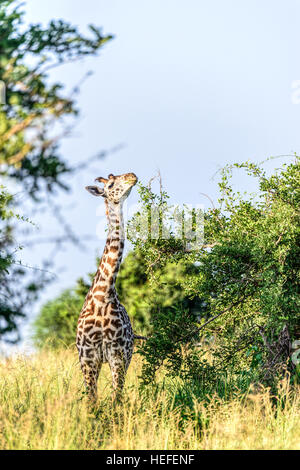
top-left (0, 348), bottom-right (299, 450)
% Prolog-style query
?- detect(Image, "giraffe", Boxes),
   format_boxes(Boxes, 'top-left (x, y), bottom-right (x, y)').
top-left (76, 172), bottom-right (138, 402)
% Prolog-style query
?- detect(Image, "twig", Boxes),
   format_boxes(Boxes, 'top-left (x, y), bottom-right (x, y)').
top-left (199, 192), bottom-right (216, 210)
top-left (134, 335), bottom-right (148, 341)
top-left (178, 291), bottom-right (249, 344)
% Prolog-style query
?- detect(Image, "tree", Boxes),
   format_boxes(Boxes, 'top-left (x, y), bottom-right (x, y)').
top-left (0, 0), bottom-right (112, 186)
top-left (116, 249), bottom-right (202, 333)
top-left (129, 158), bottom-right (300, 387)
top-left (0, 0), bottom-right (113, 342)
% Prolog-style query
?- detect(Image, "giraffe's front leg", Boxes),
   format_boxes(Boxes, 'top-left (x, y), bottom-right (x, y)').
top-left (80, 357), bottom-right (101, 402)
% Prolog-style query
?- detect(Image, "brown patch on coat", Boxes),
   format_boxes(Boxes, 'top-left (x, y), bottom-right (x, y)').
top-left (93, 285), bottom-right (107, 293)
top-left (103, 267), bottom-right (110, 277)
top-left (107, 256), bottom-right (116, 267)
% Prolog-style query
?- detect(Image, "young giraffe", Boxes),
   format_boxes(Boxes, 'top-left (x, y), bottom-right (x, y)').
top-left (76, 172), bottom-right (138, 402)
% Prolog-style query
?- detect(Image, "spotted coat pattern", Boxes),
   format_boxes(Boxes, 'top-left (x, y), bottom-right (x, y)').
top-left (76, 173), bottom-right (137, 401)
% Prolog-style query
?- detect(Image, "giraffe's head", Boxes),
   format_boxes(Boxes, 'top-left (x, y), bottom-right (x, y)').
top-left (86, 172), bottom-right (138, 203)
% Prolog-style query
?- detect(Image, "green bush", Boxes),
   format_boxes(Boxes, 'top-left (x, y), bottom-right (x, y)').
top-left (33, 289), bottom-right (83, 349)
top-left (130, 158), bottom-right (300, 387)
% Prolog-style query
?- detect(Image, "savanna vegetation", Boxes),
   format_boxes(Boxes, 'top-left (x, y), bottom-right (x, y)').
top-left (28, 157), bottom-right (300, 450)
top-left (0, 348), bottom-right (299, 450)
top-left (0, 0), bottom-right (299, 451)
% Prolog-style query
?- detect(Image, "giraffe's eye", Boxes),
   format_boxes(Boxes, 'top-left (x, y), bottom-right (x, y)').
top-left (108, 182), bottom-right (114, 189)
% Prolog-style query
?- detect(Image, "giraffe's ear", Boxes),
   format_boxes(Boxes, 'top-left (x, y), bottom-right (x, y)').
top-left (85, 186), bottom-right (106, 197)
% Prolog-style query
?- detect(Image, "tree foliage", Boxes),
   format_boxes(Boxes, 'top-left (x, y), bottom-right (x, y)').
top-left (0, 0), bottom-right (113, 341)
top-left (129, 158), bottom-right (300, 387)
top-left (0, 0), bottom-right (112, 194)
top-left (32, 289), bottom-right (82, 349)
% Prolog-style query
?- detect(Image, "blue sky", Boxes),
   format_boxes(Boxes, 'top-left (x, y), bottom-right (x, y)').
top-left (7, 0), bottom-right (300, 352)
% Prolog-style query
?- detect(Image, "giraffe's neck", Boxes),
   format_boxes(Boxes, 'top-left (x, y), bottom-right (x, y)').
top-left (92, 200), bottom-right (125, 300)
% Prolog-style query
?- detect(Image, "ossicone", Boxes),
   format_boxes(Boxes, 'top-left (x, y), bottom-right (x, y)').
top-left (95, 177), bottom-right (108, 184)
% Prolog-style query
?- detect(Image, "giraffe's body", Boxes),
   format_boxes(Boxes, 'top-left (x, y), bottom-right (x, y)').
top-left (76, 172), bottom-right (137, 401)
